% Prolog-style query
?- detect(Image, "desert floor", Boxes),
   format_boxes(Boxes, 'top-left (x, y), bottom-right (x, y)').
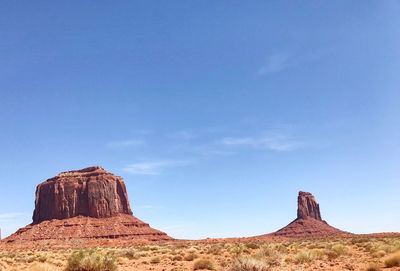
top-left (1, 237), bottom-right (400, 271)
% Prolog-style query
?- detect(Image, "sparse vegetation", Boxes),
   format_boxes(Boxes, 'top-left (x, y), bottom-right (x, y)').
top-left (2, 237), bottom-right (400, 271)
top-left (150, 256), bottom-right (161, 264)
top-left (366, 263), bottom-right (381, 271)
top-left (384, 252), bottom-right (400, 267)
top-left (193, 258), bottom-right (214, 270)
top-left (229, 256), bottom-right (270, 271)
top-left (65, 250), bottom-right (117, 271)
top-left (184, 253), bottom-right (198, 261)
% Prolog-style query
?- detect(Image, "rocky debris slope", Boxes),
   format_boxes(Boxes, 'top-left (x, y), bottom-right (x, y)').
top-left (271, 191), bottom-right (349, 238)
top-left (3, 166), bottom-right (171, 247)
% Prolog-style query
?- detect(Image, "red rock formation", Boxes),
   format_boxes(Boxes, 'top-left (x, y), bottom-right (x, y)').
top-left (4, 166), bottom-right (172, 247)
top-left (271, 191), bottom-right (349, 238)
top-left (297, 191), bottom-right (322, 220)
top-left (33, 166), bottom-right (132, 224)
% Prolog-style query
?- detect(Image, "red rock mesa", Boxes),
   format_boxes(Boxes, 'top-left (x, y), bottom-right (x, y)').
top-left (32, 166), bottom-right (133, 223)
top-left (3, 166), bottom-right (171, 247)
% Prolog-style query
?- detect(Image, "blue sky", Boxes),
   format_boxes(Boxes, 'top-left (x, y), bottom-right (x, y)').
top-left (0, 1), bottom-right (399, 239)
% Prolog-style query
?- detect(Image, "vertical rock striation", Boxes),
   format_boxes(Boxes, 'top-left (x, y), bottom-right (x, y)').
top-left (270, 191), bottom-right (348, 238)
top-left (297, 191), bottom-right (322, 220)
top-left (4, 166), bottom-right (172, 247)
top-left (32, 166), bottom-right (133, 224)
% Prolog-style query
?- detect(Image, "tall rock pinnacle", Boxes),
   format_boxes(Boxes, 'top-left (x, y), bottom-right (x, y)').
top-left (297, 191), bottom-right (322, 220)
top-left (269, 191), bottom-right (348, 238)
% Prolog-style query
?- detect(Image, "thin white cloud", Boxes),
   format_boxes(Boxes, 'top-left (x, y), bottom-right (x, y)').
top-left (123, 160), bottom-right (192, 175)
top-left (167, 131), bottom-right (199, 140)
top-left (107, 139), bottom-right (144, 149)
top-left (222, 133), bottom-right (305, 152)
top-left (0, 212), bottom-right (31, 238)
top-left (135, 205), bottom-right (164, 210)
top-left (258, 54), bottom-right (290, 75)
top-left (0, 212), bottom-right (26, 220)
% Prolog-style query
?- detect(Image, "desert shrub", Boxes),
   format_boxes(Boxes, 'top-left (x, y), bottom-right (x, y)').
top-left (229, 244), bottom-right (250, 255)
top-left (184, 253), bottom-right (198, 261)
top-left (65, 250), bottom-right (117, 271)
top-left (229, 256), bottom-right (270, 271)
top-left (255, 246), bottom-right (281, 267)
top-left (324, 249), bottom-right (339, 260)
top-left (150, 246), bottom-right (159, 251)
top-left (293, 250), bottom-right (323, 264)
top-left (245, 243), bottom-right (260, 250)
top-left (207, 245), bottom-right (223, 255)
top-left (120, 249), bottom-right (136, 260)
top-left (36, 255), bottom-right (48, 263)
top-left (257, 246), bottom-right (275, 258)
top-left (384, 252), bottom-right (400, 267)
top-left (31, 263), bottom-right (59, 271)
top-left (150, 257), bottom-right (161, 264)
top-left (193, 258), bottom-right (214, 270)
top-left (366, 263), bottom-right (381, 271)
top-left (171, 255), bottom-right (183, 261)
top-left (330, 244), bottom-right (347, 256)
top-left (372, 250), bottom-right (385, 258)
top-left (351, 237), bottom-right (370, 245)
top-left (273, 244), bottom-right (288, 253)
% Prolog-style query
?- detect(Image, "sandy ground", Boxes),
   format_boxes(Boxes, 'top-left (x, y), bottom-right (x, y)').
top-left (1, 237), bottom-right (400, 271)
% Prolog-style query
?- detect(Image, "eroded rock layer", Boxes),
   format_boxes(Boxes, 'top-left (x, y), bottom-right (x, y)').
top-left (3, 166), bottom-right (171, 247)
top-left (297, 191), bottom-right (322, 220)
top-left (33, 166), bottom-right (132, 224)
top-left (4, 214), bottom-right (170, 247)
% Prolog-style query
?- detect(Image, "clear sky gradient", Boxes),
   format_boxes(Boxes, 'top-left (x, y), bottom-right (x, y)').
top-left (0, 1), bottom-right (399, 239)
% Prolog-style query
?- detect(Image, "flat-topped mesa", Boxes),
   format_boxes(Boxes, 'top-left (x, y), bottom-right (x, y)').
top-left (32, 166), bottom-right (133, 224)
top-left (297, 191), bottom-right (322, 220)
top-left (4, 166), bottom-right (171, 246)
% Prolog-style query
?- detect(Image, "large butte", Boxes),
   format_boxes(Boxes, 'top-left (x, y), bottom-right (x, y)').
top-left (3, 166), bottom-right (171, 247)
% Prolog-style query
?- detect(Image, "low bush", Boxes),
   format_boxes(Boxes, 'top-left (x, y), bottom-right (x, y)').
top-left (184, 253), bottom-right (198, 261)
top-left (193, 258), bottom-right (214, 270)
top-left (229, 256), bottom-right (270, 271)
top-left (384, 252), bottom-right (400, 267)
top-left (65, 250), bottom-right (117, 271)
top-left (150, 257), bottom-right (161, 264)
top-left (366, 263), bottom-right (381, 271)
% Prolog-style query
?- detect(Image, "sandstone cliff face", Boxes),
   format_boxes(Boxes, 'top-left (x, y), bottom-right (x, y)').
top-left (3, 166), bottom-right (172, 247)
top-left (32, 167), bottom-right (133, 224)
top-left (297, 191), bottom-right (322, 220)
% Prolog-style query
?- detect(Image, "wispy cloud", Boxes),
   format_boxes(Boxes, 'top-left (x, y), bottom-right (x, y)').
top-left (258, 54), bottom-right (291, 75)
top-left (107, 139), bottom-right (144, 149)
top-left (166, 131), bottom-right (199, 140)
top-left (222, 133), bottom-right (305, 152)
top-left (0, 212), bottom-right (26, 220)
top-left (135, 205), bottom-right (164, 210)
top-left (123, 160), bottom-right (192, 175)
top-left (0, 212), bottom-right (31, 238)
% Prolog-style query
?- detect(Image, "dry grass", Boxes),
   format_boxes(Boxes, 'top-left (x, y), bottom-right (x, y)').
top-left (365, 263), bottom-right (381, 271)
top-left (193, 258), bottom-right (214, 270)
top-left (65, 250), bottom-right (117, 271)
top-left (384, 252), bottom-right (400, 267)
top-left (229, 256), bottom-right (270, 271)
top-left (2, 237), bottom-right (400, 270)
